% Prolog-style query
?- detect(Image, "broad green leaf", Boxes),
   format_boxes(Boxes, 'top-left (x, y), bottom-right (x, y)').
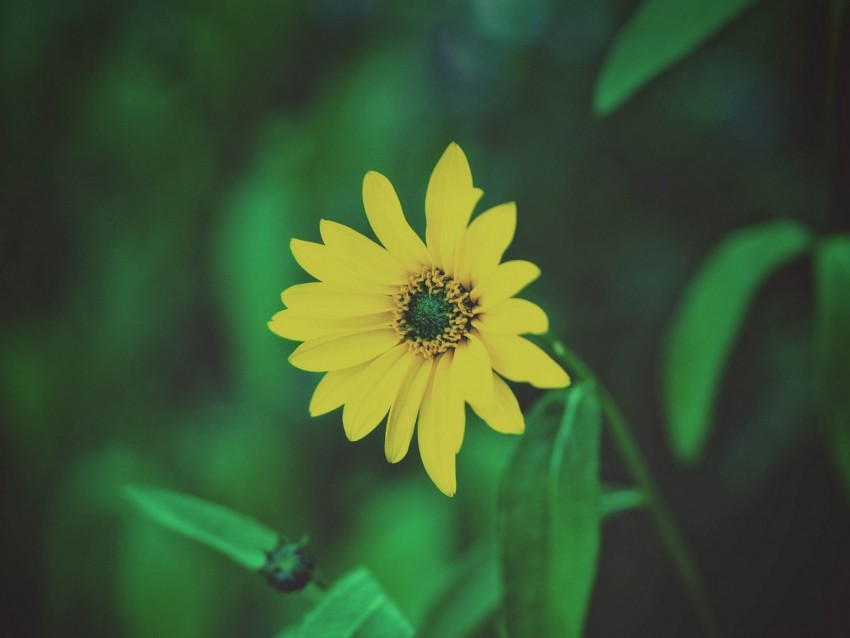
top-left (662, 220), bottom-right (811, 464)
top-left (286, 569), bottom-right (414, 638)
top-left (499, 383), bottom-right (602, 638)
top-left (594, 0), bottom-right (760, 115)
top-left (124, 486), bottom-right (277, 570)
top-left (601, 486), bottom-right (647, 518)
top-left (418, 542), bottom-right (500, 638)
top-left (814, 235), bottom-right (850, 498)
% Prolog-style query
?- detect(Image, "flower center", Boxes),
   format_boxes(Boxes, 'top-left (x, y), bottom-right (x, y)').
top-left (392, 269), bottom-right (474, 358)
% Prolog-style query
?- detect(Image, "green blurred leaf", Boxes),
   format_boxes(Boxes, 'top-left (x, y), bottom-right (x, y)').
top-left (418, 542), bottom-right (500, 638)
top-left (124, 485), bottom-right (278, 570)
top-left (214, 120), bottom-right (309, 404)
top-left (594, 0), bottom-right (760, 115)
top-left (814, 235), bottom-right (850, 498)
top-left (283, 569), bottom-right (414, 638)
top-left (601, 486), bottom-right (647, 518)
top-left (119, 516), bottom-right (226, 638)
top-left (499, 383), bottom-right (602, 638)
top-left (662, 220), bottom-right (811, 464)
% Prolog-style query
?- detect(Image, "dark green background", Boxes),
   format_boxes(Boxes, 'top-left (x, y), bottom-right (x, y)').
top-left (2, 0), bottom-right (848, 636)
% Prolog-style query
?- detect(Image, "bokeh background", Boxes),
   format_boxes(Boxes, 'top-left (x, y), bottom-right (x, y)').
top-left (2, 0), bottom-right (848, 636)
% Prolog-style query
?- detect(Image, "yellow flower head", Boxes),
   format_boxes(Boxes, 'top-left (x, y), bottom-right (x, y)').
top-left (269, 143), bottom-right (570, 496)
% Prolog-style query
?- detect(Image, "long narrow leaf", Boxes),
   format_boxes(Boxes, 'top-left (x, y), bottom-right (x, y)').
top-left (662, 220), bottom-right (811, 464)
top-left (814, 235), bottom-right (850, 498)
top-left (499, 383), bottom-right (602, 638)
top-left (594, 0), bottom-right (760, 115)
top-left (124, 485), bottom-right (277, 571)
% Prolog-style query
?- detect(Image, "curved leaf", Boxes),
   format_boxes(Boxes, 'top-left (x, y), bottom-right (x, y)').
top-left (288, 569), bottom-right (414, 638)
top-left (814, 235), bottom-right (850, 499)
top-left (594, 0), bottom-right (760, 115)
top-left (124, 485), bottom-right (277, 571)
top-left (662, 220), bottom-right (811, 464)
top-left (499, 383), bottom-right (602, 638)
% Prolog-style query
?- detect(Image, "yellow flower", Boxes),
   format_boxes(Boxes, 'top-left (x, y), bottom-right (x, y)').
top-left (269, 143), bottom-right (570, 496)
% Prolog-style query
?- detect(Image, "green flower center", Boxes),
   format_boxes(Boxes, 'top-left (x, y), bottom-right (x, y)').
top-left (405, 292), bottom-right (454, 341)
top-left (392, 269), bottom-right (475, 358)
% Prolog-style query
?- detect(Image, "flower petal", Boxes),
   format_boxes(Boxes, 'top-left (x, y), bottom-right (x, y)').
top-left (320, 220), bottom-right (410, 286)
top-left (342, 345), bottom-right (416, 441)
top-left (471, 260), bottom-right (541, 310)
top-left (269, 309), bottom-right (391, 342)
top-left (362, 171), bottom-right (431, 272)
top-left (453, 202), bottom-right (516, 288)
top-left (288, 329), bottom-right (399, 372)
top-left (281, 282), bottom-right (394, 318)
top-left (478, 332), bottom-right (571, 389)
top-left (451, 333), bottom-right (493, 406)
top-left (424, 143), bottom-right (482, 273)
top-left (473, 298), bottom-right (549, 335)
top-left (385, 356), bottom-right (433, 463)
top-left (469, 373), bottom-right (525, 434)
top-left (290, 239), bottom-right (397, 295)
top-left (417, 351), bottom-right (463, 496)
top-left (309, 362), bottom-right (371, 416)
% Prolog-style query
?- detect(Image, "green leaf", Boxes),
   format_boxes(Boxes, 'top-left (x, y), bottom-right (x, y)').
top-left (286, 569), bottom-right (414, 638)
top-left (662, 220), bottom-right (811, 464)
top-left (814, 235), bottom-right (850, 498)
top-left (418, 542), bottom-right (500, 638)
top-left (601, 486), bottom-right (647, 518)
top-left (499, 383), bottom-right (602, 638)
top-left (124, 485), bottom-right (278, 571)
top-left (594, 0), bottom-right (760, 115)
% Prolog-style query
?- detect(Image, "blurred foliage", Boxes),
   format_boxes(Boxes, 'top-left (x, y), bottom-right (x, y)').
top-left (594, 0), bottom-right (760, 114)
top-left (1, 0), bottom-right (848, 636)
top-left (814, 236), bottom-right (850, 498)
top-left (661, 220), bottom-right (811, 463)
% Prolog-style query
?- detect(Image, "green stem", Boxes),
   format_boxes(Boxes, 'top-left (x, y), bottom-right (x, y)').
top-left (549, 339), bottom-right (720, 638)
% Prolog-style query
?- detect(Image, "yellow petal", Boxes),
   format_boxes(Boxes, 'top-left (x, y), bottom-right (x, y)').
top-left (309, 362), bottom-right (371, 416)
top-left (290, 239), bottom-right (397, 295)
top-left (453, 202), bottom-right (516, 288)
top-left (269, 309), bottom-right (391, 342)
top-left (451, 333), bottom-right (493, 406)
top-left (385, 356), bottom-right (432, 463)
top-left (320, 220), bottom-right (410, 286)
top-left (474, 298), bottom-right (549, 335)
top-left (288, 329), bottom-right (399, 372)
top-left (424, 143), bottom-right (482, 273)
top-left (417, 351), bottom-right (462, 496)
top-left (362, 171), bottom-right (431, 272)
top-left (281, 282), bottom-right (394, 318)
top-left (342, 345), bottom-right (416, 441)
top-left (470, 373), bottom-right (525, 434)
top-left (445, 353), bottom-right (467, 455)
top-left (472, 260), bottom-right (541, 310)
top-left (479, 332), bottom-right (571, 389)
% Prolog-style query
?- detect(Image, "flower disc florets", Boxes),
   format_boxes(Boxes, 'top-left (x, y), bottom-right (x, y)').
top-left (392, 268), bottom-right (474, 358)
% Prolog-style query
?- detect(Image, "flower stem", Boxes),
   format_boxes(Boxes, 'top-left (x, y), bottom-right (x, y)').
top-left (548, 339), bottom-right (720, 637)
